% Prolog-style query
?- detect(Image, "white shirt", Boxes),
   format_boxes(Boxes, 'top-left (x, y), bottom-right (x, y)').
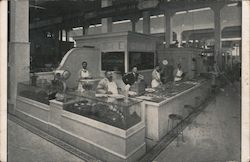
top-left (107, 81), bottom-right (118, 94)
top-left (151, 70), bottom-right (161, 88)
top-left (174, 69), bottom-right (183, 81)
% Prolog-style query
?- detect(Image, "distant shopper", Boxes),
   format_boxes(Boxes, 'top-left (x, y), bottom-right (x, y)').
top-left (210, 61), bottom-right (221, 89)
top-left (151, 65), bottom-right (162, 88)
top-left (174, 64), bottom-right (184, 82)
top-left (96, 71), bottom-right (118, 94)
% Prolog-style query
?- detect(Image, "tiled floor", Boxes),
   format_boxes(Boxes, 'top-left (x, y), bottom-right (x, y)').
top-left (7, 120), bottom-right (86, 162)
top-left (7, 84), bottom-right (241, 162)
top-left (154, 85), bottom-right (241, 162)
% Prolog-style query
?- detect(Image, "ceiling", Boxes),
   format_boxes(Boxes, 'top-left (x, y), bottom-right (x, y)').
top-left (29, 0), bottom-right (141, 29)
top-left (29, 0), bottom-right (102, 22)
top-left (27, 0), bottom-right (238, 30)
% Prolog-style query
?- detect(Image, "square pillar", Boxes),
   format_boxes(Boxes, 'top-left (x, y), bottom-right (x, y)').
top-left (131, 19), bottom-right (138, 32)
top-left (211, 4), bottom-right (224, 67)
top-left (130, 15), bottom-right (140, 32)
top-left (176, 32), bottom-right (182, 47)
top-left (131, 20), bottom-right (136, 32)
top-left (9, 0), bottom-right (30, 108)
top-left (143, 11), bottom-right (150, 34)
top-left (66, 29), bottom-right (69, 42)
top-left (101, 18), bottom-right (112, 33)
top-left (83, 24), bottom-right (89, 35)
top-left (101, 0), bottom-right (112, 33)
top-left (53, 27), bottom-right (60, 64)
top-left (164, 10), bottom-right (175, 48)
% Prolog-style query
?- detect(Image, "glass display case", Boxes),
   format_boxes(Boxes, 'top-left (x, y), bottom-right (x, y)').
top-left (17, 81), bottom-right (59, 105)
top-left (63, 91), bottom-right (142, 130)
top-left (138, 79), bottom-right (206, 103)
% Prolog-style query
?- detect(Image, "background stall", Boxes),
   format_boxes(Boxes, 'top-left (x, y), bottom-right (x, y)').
top-left (74, 31), bottom-right (158, 86)
top-left (157, 48), bottom-right (203, 79)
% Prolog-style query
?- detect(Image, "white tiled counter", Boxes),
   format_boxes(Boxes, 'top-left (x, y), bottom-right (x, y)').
top-left (137, 80), bottom-right (211, 141)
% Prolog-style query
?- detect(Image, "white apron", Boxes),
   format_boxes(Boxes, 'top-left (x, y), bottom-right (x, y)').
top-left (151, 71), bottom-right (161, 88)
top-left (107, 81), bottom-right (118, 94)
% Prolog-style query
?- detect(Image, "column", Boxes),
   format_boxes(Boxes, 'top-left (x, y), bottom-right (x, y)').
top-left (59, 29), bottom-right (63, 41)
top-left (59, 29), bottom-right (63, 59)
top-left (176, 32), bottom-right (182, 47)
top-left (83, 24), bottom-right (89, 35)
top-left (131, 20), bottom-right (136, 32)
top-left (53, 27), bottom-right (60, 64)
top-left (143, 11), bottom-right (150, 34)
top-left (185, 33), bottom-right (191, 43)
top-left (130, 15), bottom-right (140, 32)
top-left (66, 29), bottom-right (69, 42)
top-left (9, 0), bottom-right (30, 109)
top-left (164, 10), bottom-right (175, 48)
top-left (101, 0), bottom-right (112, 33)
top-left (211, 4), bottom-right (224, 67)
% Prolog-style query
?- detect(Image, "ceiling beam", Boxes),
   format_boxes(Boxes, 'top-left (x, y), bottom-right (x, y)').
top-left (30, 17), bottom-right (63, 30)
top-left (157, 0), bottom-right (237, 12)
top-left (29, 0), bottom-right (239, 30)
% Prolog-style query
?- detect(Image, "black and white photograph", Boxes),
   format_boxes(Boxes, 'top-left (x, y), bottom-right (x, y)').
top-left (0, 0), bottom-right (249, 162)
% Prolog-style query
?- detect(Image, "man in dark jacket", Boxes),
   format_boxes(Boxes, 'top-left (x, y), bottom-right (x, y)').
top-left (122, 66), bottom-right (140, 86)
top-left (160, 59), bottom-right (174, 84)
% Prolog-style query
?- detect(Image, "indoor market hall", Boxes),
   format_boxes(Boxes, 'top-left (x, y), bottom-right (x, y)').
top-left (4, 0), bottom-right (246, 162)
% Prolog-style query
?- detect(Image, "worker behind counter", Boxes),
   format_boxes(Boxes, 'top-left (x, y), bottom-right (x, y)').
top-left (151, 65), bottom-right (162, 88)
top-left (79, 61), bottom-right (91, 79)
top-left (209, 61), bottom-right (221, 88)
top-left (77, 61), bottom-right (92, 91)
top-left (159, 59), bottom-right (174, 84)
top-left (122, 66), bottom-right (144, 86)
top-left (96, 71), bottom-right (118, 94)
top-left (122, 66), bottom-right (145, 94)
top-left (173, 63), bottom-right (185, 82)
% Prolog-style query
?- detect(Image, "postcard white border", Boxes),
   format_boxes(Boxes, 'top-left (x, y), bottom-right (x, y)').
top-left (0, 1), bottom-right (249, 162)
top-left (0, 0), bottom-right (8, 162)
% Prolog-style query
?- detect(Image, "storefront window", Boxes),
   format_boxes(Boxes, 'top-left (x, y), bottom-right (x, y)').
top-left (101, 52), bottom-right (125, 73)
top-left (129, 51), bottom-right (154, 70)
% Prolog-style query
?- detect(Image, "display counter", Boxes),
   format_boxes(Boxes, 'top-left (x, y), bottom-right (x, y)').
top-left (15, 76), bottom-right (211, 160)
top-left (15, 83), bottom-right (146, 162)
top-left (64, 90), bottom-right (143, 130)
top-left (17, 81), bottom-right (58, 105)
top-left (135, 78), bottom-right (211, 141)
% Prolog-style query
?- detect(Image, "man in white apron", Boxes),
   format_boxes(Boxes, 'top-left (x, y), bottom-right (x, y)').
top-left (151, 65), bottom-right (162, 88)
top-left (96, 71), bottom-right (118, 94)
top-left (77, 61), bottom-right (92, 92)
